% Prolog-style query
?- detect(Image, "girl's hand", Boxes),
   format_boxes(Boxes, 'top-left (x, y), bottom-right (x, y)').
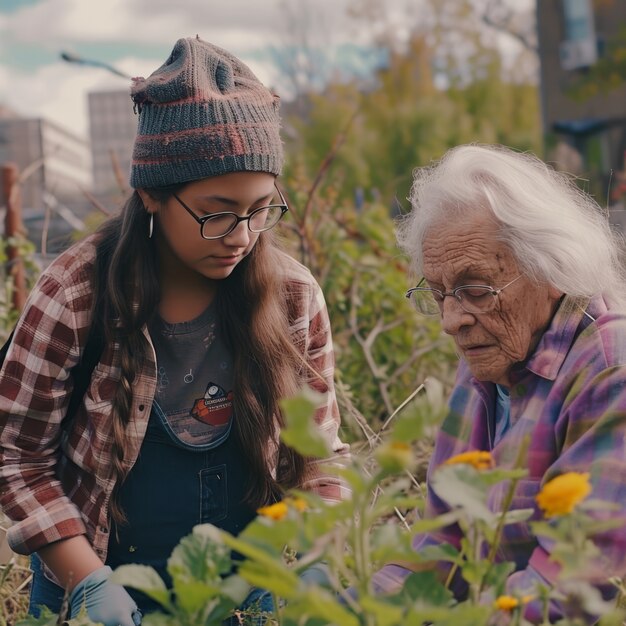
top-left (69, 565), bottom-right (141, 626)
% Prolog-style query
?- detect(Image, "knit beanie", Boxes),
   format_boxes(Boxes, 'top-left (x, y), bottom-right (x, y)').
top-left (129, 36), bottom-right (284, 189)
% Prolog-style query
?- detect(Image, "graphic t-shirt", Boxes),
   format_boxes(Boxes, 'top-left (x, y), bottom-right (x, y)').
top-left (148, 302), bottom-right (234, 449)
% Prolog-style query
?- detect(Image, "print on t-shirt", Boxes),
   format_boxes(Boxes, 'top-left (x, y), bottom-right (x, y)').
top-left (191, 381), bottom-right (234, 426)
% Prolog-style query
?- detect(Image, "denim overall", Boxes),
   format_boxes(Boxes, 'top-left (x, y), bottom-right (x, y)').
top-left (29, 403), bottom-right (270, 621)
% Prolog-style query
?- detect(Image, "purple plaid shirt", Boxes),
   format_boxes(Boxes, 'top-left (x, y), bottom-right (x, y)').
top-left (0, 235), bottom-right (349, 562)
top-left (375, 295), bottom-right (626, 621)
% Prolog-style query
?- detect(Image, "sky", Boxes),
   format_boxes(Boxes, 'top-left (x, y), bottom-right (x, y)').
top-left (0, 0), bottom-right (533, 141)
top-left (0, 0), bottom-right (390, 140)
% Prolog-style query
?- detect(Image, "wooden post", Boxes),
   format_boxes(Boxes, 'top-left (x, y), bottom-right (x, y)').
top-left (1, 163), bottom-right (27, 312)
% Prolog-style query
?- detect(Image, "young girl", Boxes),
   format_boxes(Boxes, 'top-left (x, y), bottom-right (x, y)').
top-left (0, 36), bottom-right (348, 625)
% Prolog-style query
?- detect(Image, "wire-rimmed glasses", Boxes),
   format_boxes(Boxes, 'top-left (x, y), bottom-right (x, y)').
top-left (173, 184), bottom-right (289, 240)
top-left (405, 275), bottom-right (523, 316)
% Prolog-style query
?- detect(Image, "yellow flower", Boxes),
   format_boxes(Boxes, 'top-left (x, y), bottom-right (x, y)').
top-left (494, 595), bottom-right (519, 611)
top-left (444, 450), bottom-right (494, 471)
top-left (536, 472), bottom-right (591, 518)
top-left (257, 501), bottom-right (289, 521)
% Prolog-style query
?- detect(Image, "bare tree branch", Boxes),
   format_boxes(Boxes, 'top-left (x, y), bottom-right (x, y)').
top-left (480, 0), bottom-right (538, 53)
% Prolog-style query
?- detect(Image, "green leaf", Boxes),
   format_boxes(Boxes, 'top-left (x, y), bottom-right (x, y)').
top-left (237, 560), bottom-right (299, 598)
top-left (220, 574), bottom-right (251, 603)
top-left (530, 520), bottom-right (563, 541)
top-left (431, 603), bottom-right (493, 626)
top-left (279, 388), bottom-right (331, 458)
top-left (559, 579), bottom-right (618, 616)
top-left (239, 515), bottom-right (299, 555)
top-left (141, 613), bottom-right (178, 626)
top-left (580, 498), bottom-right (621, 513)
top-left (390, 410), bottom-right (427, 444)
top-left (283, 589), bottom-right (361, 626)
top-left (358, 595), bottom-right (405, 626)
top-left (167, 524), bottom-right (232, 585)
top-left (16, 608), bottom-right (66, 626)
top-left (483, 560), bottom-right (516, 595)
top-left (172, 580), bottom-right (222, 615)
top-left (110, 564), bottom-right (171, 609)
top-left (402, 570), bottom-right (454, 606)
top-left (221, 532), bottom-right (300, 598)
top-left (477, 468), bottom-right (529, 486)
top-left (500, 507), bottom-right (534, 525)
top-left (430, 464), bottom-right (495, 524)
top-left (410, 511), bottom-right (462, 534)
top-left (418, 542), bottom-right (462, 564)
top-left (461, 560), bottom-right (490, 585)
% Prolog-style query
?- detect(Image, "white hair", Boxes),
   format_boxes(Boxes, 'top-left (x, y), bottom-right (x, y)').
top-left (396, 143), bottom-right (626, 305)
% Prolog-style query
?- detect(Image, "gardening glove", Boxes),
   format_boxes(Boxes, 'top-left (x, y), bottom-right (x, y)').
top-left (69, 565), bottom-right (142, 626)
top-left (299, 562), bottom-right (331, 588)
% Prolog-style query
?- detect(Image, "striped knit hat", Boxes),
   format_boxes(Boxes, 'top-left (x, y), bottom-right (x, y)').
top-left (129, 36), bottom-right (283, 189)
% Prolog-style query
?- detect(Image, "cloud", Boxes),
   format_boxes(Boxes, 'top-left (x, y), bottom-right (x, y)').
top-left (3, 0), bottom-right (287, 49)
top-left (1, 63), bottom-right (112, 138)
top-left (0, 0), bottom-right (359, 136)
top-left (0, 0), bottom-right (535, 139)
top-left (2, 0), bottom-right (361, 54)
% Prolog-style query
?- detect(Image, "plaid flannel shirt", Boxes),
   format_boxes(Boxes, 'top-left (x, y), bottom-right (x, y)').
top-left (0, 235), bottom-right (349, 561)
top-left (374, 295), bottom-right (626, 621)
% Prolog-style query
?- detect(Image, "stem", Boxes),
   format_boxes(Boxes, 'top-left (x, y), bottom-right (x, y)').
top-left (470, 524), bottom-right (483, 603)
top-left (444, 561), bottom-right (460, 591)
top-left (353, 480), bottom-right (379, 626)
top-left (271, 591), bottom-right (282, 626)
top-left (480, 436), bottom-right (531, 594)
top-left (480, 473), bottom-right (522, 593)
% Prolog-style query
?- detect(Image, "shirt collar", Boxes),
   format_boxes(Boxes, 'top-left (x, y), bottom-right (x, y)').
top-left (509, 295), bottom-right (606, 383)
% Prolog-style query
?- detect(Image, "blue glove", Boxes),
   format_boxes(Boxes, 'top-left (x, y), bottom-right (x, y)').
top-left (299, 563), bottom-right (331, 588)
top-left (69, 565), bottom-right (142, 626)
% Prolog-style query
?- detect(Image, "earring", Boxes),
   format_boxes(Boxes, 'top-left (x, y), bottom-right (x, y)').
top-left (148, 213), bottom-right (154, 239)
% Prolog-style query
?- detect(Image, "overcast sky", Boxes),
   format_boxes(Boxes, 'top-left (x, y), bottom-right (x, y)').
top-left (1, 0), bottom-right (533, 141)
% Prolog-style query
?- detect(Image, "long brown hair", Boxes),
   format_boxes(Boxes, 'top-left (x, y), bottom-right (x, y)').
top-left (92, 187), bottom-right (307, 525)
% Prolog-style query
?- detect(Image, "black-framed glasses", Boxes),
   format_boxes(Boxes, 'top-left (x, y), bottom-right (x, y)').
top-left (172, 184), bottom-right (289, 240)
top-left (406, 275), bottom-right (523, 316)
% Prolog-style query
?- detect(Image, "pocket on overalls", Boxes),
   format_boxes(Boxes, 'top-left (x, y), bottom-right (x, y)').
top-left (199, 464), bottom-right (228, 524)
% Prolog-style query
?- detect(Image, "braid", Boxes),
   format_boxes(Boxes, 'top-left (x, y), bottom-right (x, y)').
top-left (107, 338), bottom-right (142, 524)
top-left (94, 192), bottom-right (159, 526)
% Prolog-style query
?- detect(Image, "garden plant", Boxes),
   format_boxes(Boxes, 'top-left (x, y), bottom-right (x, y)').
top-left (10, 388), bottom-right (626, 626)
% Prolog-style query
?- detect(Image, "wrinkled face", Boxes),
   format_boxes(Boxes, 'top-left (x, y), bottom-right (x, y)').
top-left (421, 212), bottom-right (561, 386)
top-left (141, 171), bottom-right (277, 282)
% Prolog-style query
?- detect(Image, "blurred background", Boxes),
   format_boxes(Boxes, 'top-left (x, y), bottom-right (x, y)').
top-left (2, 0), bottom-right (625, 256)
top-left (2, 0), bottom-right (626, 433)
top-left (1, 0), bottom-right (626, 434)
top-left (1, 2), bottom-right (626, 619)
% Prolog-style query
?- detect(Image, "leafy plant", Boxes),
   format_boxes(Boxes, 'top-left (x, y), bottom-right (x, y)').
top-left (0, 235), bottom-right (39, 341)
top-left (15, 390), bottom-right (625, 626)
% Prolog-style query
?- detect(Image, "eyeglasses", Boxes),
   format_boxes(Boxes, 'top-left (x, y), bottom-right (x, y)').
top-left (172, 184), bottom-right (289, 240)
top-left (406, 275), bottom-right (523, 316)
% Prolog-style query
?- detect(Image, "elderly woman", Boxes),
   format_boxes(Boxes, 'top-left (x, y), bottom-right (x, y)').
top-left (374, 144), bottom-right (626, 623)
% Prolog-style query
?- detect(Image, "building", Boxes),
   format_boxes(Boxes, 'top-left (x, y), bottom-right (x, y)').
top-left (88, 89), bottom-right (137, 198)
top-left (0, 117), bottom-right (93, 254)
top-left (0, 117), bottom-right (92, 210)
top-left (537, 0), bottom-right (626, 207)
